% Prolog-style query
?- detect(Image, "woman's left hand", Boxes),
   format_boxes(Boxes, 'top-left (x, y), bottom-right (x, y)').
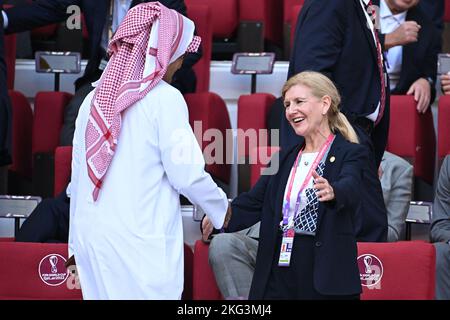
top-left (312, 171), bottom-right (335, 202)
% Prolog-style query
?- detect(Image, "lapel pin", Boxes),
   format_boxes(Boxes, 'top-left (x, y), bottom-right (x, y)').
top-left (330, 156), bottom-right (336, 163)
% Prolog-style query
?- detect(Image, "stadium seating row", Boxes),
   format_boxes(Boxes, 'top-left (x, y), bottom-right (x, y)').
top-left (7, 89), bottom-right (450, 199)
top-left (0, 238), bottom-right (436, 300)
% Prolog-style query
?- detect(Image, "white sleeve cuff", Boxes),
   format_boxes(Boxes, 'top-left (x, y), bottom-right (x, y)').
top-left (2, 11), bottom-right (8, 29)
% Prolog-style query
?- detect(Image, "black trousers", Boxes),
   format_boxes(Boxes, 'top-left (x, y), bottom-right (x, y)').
top-left (15, 190), bottom-right (70, 243)
top-left (263, 234), bottom-right (360, 300)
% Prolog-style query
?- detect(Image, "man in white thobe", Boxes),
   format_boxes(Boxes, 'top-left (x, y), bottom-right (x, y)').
top-left (69, 3), bottom-right (229, 300)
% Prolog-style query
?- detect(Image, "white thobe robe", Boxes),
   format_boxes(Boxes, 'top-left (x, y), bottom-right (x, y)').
top-left (69, 81), bottom-right (228, 300)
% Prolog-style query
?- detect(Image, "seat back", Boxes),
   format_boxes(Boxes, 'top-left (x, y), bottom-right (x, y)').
top-left (32, 91), bottom-right (73, 198)
top-left (192, 240), bottom-right (436, 300)
top-left (0, 242), bottom-right (82, 299)
top-left (358, 241), bottom-right (435, 300)
top-left (249, 146), bottom-right (280, 188)
top-left (445, 0), bottom-right (450, 22)
top-left (186, 0), bottom-right (238, 39)
top-left (54, 146), bottom-right (73, 197)
top-left (193, 240), bottom-right (223, 300)
top-left (283, 0), bottom-right (305, 57)
top-left (237, 93), bottom-right (275, 159)
top-left (237, 94), bottom-right (275, 192)
top-left (387, 95), bottom-right (436, 188)
top-left (182, 243), bottom-right (194, 300)
top-left (9, 90), bottom-right (33, 180)
top-left (283, 0), bottom-right (306, 23)
top-left (289, 5), bottom-right (303, 51)
top-left (239, 0), bottom-right (283, 46)
top-left (184, 92), bottom-right (232, 185)
top-left (438, 95), bottom-right (450, 166)
top-left (187, 4), bottom-right (212, 93)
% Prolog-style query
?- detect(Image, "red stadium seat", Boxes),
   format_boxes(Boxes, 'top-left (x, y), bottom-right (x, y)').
top-left (30, 24), bottom-right (59, 39)
top-left (54, 146), bottom-right (72, 197)
top-left (386, 95), bottom-right (436, 198)
top-left (193, 240), bottom-right (223, 300)
top-left (237, 93), bottom-right (275, 159)
top-left (192, 240), bottom-right (436, 300)
top-left (283, 0), bottom-right (306, 23)
top-left (283, 0), bottom-right (305, 58)
top-left (183, 243), bottom-right (194, 300)
top-left (186, 0), bottom-right (239, 59)
top-left (4, 34), bottom-right (16, 90)
top-left (0, 242), bottom-right (82, 299)
top-left (357, 241), bottom-right (435, 300)
top-left (32, 92), bottom-right (72, 155)
top-left (187, 4), bottom-right (212, 93)
top-left (438, 95), bottom-right (450, 166)
top-left (186, 0), bottom-right (238, 39)
top-left (237, 94), bottom-right (276, 192)
top-left (289, 5), bottom-right (303, 52)
top-left (445, 0), bottom-right (450, 22)
top-left (184, 92), bottom-right (232, 186)
top-left (249, 146), bottom-right (280, 188)
top-left (32, 91), bottom-right (73, 198)
top-left (239, 0), bottom-right (283, 46)
top-left (8, 90), bottom-right (32, 181)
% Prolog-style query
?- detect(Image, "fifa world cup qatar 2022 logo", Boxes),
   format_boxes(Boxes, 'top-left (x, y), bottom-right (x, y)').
top-left (38, 254), bottom-right (69, 286)
top-left (357, 254), bottom-right (384, 289)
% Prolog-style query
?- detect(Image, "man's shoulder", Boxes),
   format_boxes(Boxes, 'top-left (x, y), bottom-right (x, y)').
top-left (381, 151), bottom-right (412, 173)
top-left (304, 0), bottom-right (352, 13)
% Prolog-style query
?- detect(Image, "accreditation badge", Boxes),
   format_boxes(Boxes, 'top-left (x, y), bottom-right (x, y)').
top-left (278, 228), bottom-right (295, 267)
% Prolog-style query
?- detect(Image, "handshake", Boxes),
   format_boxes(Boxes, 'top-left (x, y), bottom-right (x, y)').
top-left (201, 200), bottom-right (232, 242)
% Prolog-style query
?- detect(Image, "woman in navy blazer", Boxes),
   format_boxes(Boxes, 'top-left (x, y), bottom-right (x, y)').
top-left (204, 71), bottom-right (367, 299)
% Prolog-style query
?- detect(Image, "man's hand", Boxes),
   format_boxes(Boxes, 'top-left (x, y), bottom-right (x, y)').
top-left (441, 73), bottom-right (450, 95)
top-left (406, 78), bottom-right (431, 113)
top-left (384, 21), bottom-right (421, 50)
top-left (201, 202), bottom-right (232, 242)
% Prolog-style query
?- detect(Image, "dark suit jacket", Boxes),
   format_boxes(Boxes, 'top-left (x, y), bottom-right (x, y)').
top-left (227, 133), bottom-right (365, 298)
top-left (390, 5), bottom-right (440, 105)
top-left (5, 0), bottom-right (200, 91)
top-left (0, 6), bottom-right (11, 166)
top-left (286, 0), bottom-right (389, 166)
top-left (419, 0), bottom-right (444, 35)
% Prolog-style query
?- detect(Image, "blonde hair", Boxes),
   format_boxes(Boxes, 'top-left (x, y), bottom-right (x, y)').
top-left (282, 71), bottom-right (359, 144)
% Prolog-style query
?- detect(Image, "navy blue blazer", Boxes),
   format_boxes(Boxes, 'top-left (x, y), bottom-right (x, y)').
top-left (5, 0), bottom-right (199, 91)
top-left (418, 0), bottom-right (444, 36)
top-left (285, 0), bottom-right (389, 166)
top-left (390, 5), bottom-right (441, 104)
top-left (227, 133), bottom-right (365, 298)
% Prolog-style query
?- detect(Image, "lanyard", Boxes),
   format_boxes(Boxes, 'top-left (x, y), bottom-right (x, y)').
top-left (282, 134), bottom-right (334, 228)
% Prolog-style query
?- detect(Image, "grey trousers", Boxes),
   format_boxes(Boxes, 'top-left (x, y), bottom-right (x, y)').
top-left (434, 242), bottom-right (450, 300)
top-left (208, 223), bottom-right (260, 299)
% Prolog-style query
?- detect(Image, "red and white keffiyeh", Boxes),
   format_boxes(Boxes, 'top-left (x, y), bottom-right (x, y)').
top-left (85, 2), bottom-right (201, 201)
